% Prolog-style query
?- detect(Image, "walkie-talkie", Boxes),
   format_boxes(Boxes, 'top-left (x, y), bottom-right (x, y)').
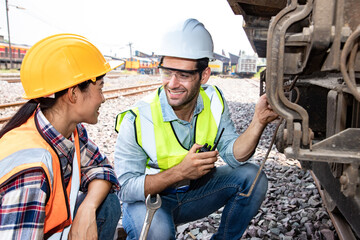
top-left (198, 128), bottom-right (225, 152)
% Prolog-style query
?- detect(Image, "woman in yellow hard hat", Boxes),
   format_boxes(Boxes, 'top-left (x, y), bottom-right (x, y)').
top-left (0, 34), bottom-right (122, 240)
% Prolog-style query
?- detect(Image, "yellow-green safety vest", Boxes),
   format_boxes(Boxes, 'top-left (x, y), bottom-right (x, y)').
top-left (115, 85), bottom-right (224, 174)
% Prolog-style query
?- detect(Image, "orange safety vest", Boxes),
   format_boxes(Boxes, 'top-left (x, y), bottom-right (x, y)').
top-left (0, 113), bottom-right (81, 238)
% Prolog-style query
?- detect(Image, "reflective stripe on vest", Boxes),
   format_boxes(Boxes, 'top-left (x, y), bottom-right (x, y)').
top-left (0, 113), bottom-right (81, 238)
top-left (48, 137), bottom-right (81, 240)
top-left (115, 85), bottom-right (224, 174)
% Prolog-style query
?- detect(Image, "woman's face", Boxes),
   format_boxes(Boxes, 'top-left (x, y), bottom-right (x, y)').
top-left (75, 79), bottom-right (105, 124)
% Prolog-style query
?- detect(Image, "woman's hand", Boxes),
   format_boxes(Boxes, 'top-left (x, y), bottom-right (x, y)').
top-left (68, 179), bottom-right (112, 240)
top-left (68, 204), bottom-right (97, 240)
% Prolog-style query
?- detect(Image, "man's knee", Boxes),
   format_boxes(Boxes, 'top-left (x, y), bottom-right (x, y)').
top-left (234, 163), bottom-right (268, 197)
top-left (122, 203), bottom-right (175, 240)
top-left (124, 225), bottom-right (174, 240)
top-left (147, 223), bottom-right (174, 240)
top-left (256, 169), bottom-right (268, 198)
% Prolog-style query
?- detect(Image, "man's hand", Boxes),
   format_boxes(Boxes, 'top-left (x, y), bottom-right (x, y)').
top-left (176, 143), bottom-right (218, 180)
top-left (254, 94), bottom-right (279, 126)
top-left (144, 144), bottom-right (218, 196)
top-left (233, 94), bottom-right (279, 162)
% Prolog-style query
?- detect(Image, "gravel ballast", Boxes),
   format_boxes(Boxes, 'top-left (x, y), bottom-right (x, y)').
top-left (0, 74), bottom-right (337, 240)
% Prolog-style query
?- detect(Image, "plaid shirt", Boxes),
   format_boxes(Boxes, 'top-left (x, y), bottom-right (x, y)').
top-left (0, 108), bottom-right (119, 239)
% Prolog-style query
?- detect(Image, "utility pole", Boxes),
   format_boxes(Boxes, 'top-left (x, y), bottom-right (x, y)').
top-left (128, 42), bottom-right (133, 69)
top-left (128, 42), bottom-right (133, 58)
top-left (5, 0), bottom-right (13, 69)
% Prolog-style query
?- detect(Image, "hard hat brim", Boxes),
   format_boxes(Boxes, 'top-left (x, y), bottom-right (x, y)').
top-left (20, 33), bottom-right (126, 100)
top-left (108, 60), bottom-right (125, 71)
top-left (21, 60), bottom-right (125, 99)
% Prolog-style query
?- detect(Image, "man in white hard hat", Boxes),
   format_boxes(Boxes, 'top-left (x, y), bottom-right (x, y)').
top-left (114, 18), bottom-right (278, 239)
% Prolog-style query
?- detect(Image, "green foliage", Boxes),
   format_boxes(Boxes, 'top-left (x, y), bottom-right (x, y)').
top-left (0, 69), bottom-right (20, 73)
top-left (253, 67), bottom-right (266, 79)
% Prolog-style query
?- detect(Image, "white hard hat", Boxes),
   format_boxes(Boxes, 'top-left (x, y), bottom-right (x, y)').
top-left (157, 18), bottom-right (214, 60)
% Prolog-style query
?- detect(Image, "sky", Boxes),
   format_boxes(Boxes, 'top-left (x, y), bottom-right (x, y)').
top-left (0, 0), bottom-right (254, 59)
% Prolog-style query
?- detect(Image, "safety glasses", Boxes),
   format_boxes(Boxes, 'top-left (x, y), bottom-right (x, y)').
top-left (158, 65), bottom-right (200, 82)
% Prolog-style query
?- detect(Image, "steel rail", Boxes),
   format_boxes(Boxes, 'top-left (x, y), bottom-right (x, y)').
top-left (0, 71), bottom-right (126, 83)
top-left (0, 83), bottom-right (161, 124)
top-left (0, 83), bottom-right (161, 109)
top-left (310, 171), bottom-right (358, 240)
top-left (0, 78), bottom-right (21, 83)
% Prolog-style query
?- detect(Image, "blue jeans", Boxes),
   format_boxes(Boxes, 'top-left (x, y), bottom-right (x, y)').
top-left (74, 193), bottom-right (121, 240)
top-left (122, 163), bottom-right (268, 240)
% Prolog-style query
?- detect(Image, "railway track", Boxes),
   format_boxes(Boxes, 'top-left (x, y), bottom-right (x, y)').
top-left (0, 82), bottom-right (161, 124)
top-left (0, 75), bottom-right (21, 83)
top-left (311, 171), bottom-right (359, 240)
top-left (0, 70), bottom-right (125, 83)
top-left (1, 76), bottom-right (349, 239)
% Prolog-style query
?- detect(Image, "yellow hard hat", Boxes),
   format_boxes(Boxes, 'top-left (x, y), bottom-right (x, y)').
top-left (20, 33), bottom-right (123, 99)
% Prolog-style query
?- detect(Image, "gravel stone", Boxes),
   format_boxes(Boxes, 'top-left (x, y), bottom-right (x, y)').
top-left (0, 75), bottom-right (339, 240)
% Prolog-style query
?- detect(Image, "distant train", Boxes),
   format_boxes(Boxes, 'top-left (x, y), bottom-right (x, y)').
top-left (209, 59), bottom-right (224, 75)
top-left (0, 42), bottom-right (30, 70)
top-left (236, 55), bottom-right (257, 78)
top-left (208, 55), bottom-right (258, 77)
top-left (124, 57), bottom-right (159, 74)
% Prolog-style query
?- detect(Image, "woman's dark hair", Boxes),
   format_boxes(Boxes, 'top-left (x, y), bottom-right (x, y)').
top-left (0, 74), bottom-right (105, 138)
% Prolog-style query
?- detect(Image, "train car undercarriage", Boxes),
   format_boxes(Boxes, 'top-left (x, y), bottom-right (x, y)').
top-left (227, 0), bottom-right (360, 238)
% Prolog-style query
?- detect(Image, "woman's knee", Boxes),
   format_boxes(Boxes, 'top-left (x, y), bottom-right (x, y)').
top-left (98, 193), bottom-right (121, 222)
top-left (92, 193), bottom-right (121, 240)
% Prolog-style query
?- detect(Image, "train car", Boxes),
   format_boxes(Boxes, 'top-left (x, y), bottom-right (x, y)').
top-left (124, 57), bottom-right (140, 71)
top-left (227, 0), bottom-right (360, 238)
top-left (236, 55), bottom-right (257, 78)
top-left (124, 57), bottom-right (159, 74)
top-left (209, 59), bottom-right (224, 75)
top-left (0, 42), bottom-right (30, 69)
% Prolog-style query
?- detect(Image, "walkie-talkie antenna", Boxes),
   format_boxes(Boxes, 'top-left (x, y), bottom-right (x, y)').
top-left (211, 128), bottom-right (225, 151)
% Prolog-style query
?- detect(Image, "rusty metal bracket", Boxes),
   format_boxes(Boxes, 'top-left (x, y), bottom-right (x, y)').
top-left (266, 0), bottom-right (313, 147)
top-left (340, 164), bottom-right (360, 197)
top-left (285, 128), bottom-right (360, 164)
